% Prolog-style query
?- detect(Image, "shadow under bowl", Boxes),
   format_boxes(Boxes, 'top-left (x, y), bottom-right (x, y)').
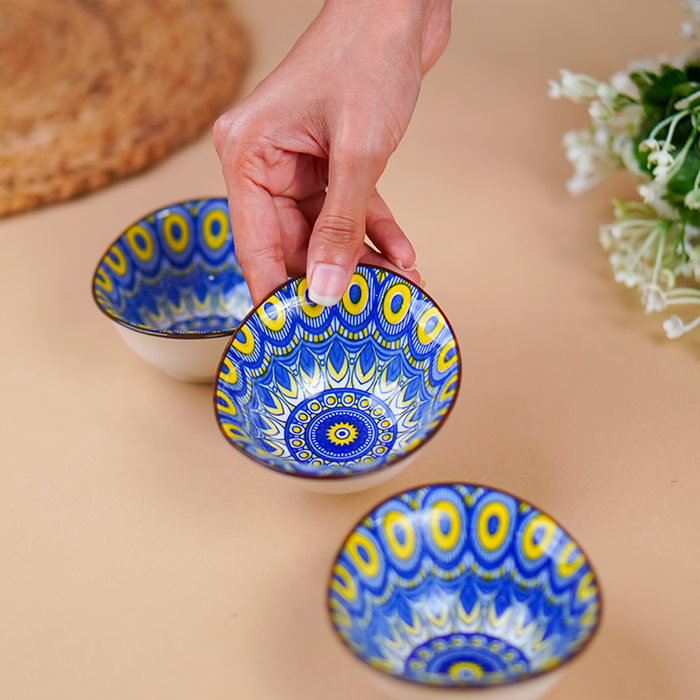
top-left (214, 266), bottom-right (461, 493)
top-left (327, 483), bottom-right (602, 700)
top-left (92, 197), bottom-right (252, 382)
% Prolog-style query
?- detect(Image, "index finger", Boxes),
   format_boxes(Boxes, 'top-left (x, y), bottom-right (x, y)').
top-left (224, 175), bottom-right (288, 307)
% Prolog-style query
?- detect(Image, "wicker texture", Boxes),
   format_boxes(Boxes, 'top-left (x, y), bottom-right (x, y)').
top-left (0, 0), bottom-right (249, 217)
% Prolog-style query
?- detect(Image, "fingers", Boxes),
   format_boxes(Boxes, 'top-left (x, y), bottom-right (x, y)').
top-left (275, 190), bottom-right (422, 292)
top-left (420, 0), bottom-right (452, 75)
top-left (221, 156), bottom-right (419, 307)
top-left (226, 178), bottom-right (288, 307)
top-left (358, 244), bottom-right (422, 287)
top-left (274, 194), bottom-right (313, 278)
top-left (213, 115), bottom-right (287, 306)
top-left (306, 143), bottom-right (388, 306)
top-left (365, 189), bottom-right (417, 272)
top-left (215, 116), bottom-right (416, 308)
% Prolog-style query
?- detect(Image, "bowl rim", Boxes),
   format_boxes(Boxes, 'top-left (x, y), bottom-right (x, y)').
top-left (91, 195), bottom-right (247, 340)
top-left (213, 264), bottom-right (463, 481)
top-left (326, 480), bottom-right (604, 691)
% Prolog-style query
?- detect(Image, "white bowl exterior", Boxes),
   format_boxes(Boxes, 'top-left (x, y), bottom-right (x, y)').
top-left (368, 668), bottom-right (563, 700)
top-left (267, 454), bottom-right (415, 493)
top-left (115, 325), bottom-right (231, 382)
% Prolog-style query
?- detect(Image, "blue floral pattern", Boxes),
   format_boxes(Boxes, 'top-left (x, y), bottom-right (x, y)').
top-left (93, 198), bottom-right (252, 336)
top-left (215, 267), bottom-right (461, 477)
top-left (328, 484), bottom-right (601, 688)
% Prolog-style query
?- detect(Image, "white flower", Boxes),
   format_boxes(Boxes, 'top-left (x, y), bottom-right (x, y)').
top-left (601, 104), bottom-right (645, 131)
top-left (589, 99), bottom-right (614, 121)
top-left (663, 314), bottom-right (686, 338)
top-left (638, 180), bottom-right (679, 220)
top-left (596, 82), bottom-right (618, 108)
top-left (566, 174), bottom-right (599, 194)
top-left (599, 224), bottom-right (614, 249)
top-left (627, 57), bottom-right (662, 76)
top-left (638, 182), bottom-right (656, 202)
top-left (549, 69), bottom-right (599, 102)
top-left (639, 138), bottom-right (661, 152)
top-left (672, 47), bottom-right (700, 70)
top-left (594, 128), bottom-right (610, 146)
top-left (681, 21), bottom-right (696, 40)
top-left (610, 71), bottom-right (640, 99)
top-left (547, 80), bottom-right (563, 99)
top-left (562, 127), bottom-right (620, 193)
top-left (648, 150), bottom-right (675, 179)
top-left (641, 285), bottom-right (667, 313)
top-left (612, 133), bottom-right (644, 176)
top-left (647, 150), bottom-right (675, 167)
top-left (674, 91), bottom-right (700, 110)
top-left (686, 0), bottom-right (700, 22)
top-left (610, 217), bottom-right (656, 240)
top-left (615, 268), bottom-right (639, 288)
top-left (553, 51), bottom-right (700, 339)
top-left (609, 252), bottom-right (622, 267)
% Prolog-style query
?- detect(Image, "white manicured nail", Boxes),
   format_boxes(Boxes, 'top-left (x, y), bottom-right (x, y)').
top-left (308, 263), bottom-right (346, 306)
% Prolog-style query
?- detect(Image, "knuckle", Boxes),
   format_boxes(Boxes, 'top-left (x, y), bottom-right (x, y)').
top-left (212, 107), bottom-right (253, 158)
top-left (315, 213), bottom-right (363, 249)
top-left (239, 240), bottom-right (285, 270)
top-left (334, 136), bottom-right (391, 171)
top-left (212, 111), bottom-right (236, 154)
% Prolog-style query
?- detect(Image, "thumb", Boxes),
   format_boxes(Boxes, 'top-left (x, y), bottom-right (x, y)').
top-left (306, 147), bottom-right (385, 306)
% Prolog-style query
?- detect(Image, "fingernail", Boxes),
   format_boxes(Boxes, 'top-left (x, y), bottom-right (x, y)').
top-left (420, 278), bottom-right (426, 289)
top-left (390, 256), bottom-right (417, 272)
top-left (308, 263), bottom-right (347, 306)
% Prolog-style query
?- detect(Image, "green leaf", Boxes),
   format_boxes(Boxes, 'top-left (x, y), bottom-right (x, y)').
top-left (642, 69), bottom-right (688, 116)
top-left (630, 70), bottom-right (657, 92)
top-left (686, 64), bottom-right (700, 83)
top-left (679, 206), bottom-right (700, 228)
top-left (670, 115), bottom-right (696, 148)
top-left (667, 148), bottom-right (700, 196)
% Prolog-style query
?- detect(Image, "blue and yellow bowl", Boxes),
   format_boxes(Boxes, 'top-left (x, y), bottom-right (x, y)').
top-left (328, 484), bottom-right (602, 700)
top-left (92, 197), bottom-right (252, 381)
top-left (214, 266), bottom-right (461, 492)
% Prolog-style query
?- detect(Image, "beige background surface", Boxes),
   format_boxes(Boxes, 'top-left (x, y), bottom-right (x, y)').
top-left (1, 2), bottom-right (699, 699)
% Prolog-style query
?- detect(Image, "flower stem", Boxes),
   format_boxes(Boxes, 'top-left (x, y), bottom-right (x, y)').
top-left (667, 298), bottom-right (700, 305)
top-left (666, 288), bottom-right (700, 298)
top-left (650, 226), bottom-right (667, 286)
top-left (628, 226), bottom-right (661, 273)
top-left (649, 110), bottom-right (689, 143)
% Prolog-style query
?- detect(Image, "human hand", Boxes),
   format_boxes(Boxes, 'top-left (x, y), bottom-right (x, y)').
top-left (213, 0), bottom-right (451, 306)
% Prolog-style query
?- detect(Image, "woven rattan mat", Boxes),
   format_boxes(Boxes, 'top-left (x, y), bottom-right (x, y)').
top-left (0, 0), bottom-right (248, 217)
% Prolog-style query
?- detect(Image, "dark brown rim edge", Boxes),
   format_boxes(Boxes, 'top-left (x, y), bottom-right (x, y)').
top-left (212, 264), bottom-right (463, 480)
top-left (90, 195), bottom-right (242, 340)
top-left (324, 481), bottom-right (604, 692)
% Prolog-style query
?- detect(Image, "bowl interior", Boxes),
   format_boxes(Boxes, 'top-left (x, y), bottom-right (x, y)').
top-left (93, 198), bottom-right (252, 335)
top-left (215, 267), bottom-right (460, 477)
top-left (328, 484), bottom-right (601, 688)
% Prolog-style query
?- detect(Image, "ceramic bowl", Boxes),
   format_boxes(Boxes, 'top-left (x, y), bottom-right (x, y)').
top-left (92, 197), bottom-right (252, 382)
top-left (327, 484), bottom-right (602, 700)
top-left (214, 266), bottom-right (461, 493)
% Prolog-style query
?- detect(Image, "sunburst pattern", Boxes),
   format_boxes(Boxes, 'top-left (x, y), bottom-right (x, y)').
top-left (215, 266), bottom-right (461, 477)
top-left (327, 422), bottom-right (358, 446)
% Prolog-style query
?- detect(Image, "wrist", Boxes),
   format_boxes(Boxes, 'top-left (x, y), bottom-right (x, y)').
top-left (318, 0), bottom-right (451, 74)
